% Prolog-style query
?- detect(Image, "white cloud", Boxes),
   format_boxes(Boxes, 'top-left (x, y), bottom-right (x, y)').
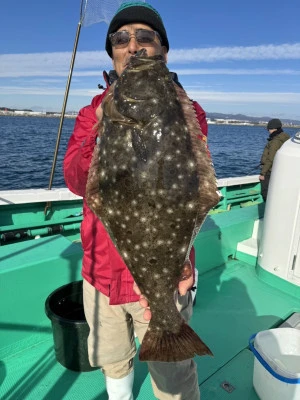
top-left (0, 85), bottom-right (99, 96)
top-left (169, 43), bottom-right (300, 63)
top-left (187, 90), bottom-right (300, 105)
top-left (1, 43), bottom-right (300, 78)
top-left (0, 51), bottom-right (111, 78)
top-left (174, 68), bottom-right (300, 76)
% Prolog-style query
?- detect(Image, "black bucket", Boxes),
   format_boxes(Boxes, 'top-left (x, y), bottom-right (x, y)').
top-left (45, 280), bottom-right (96, 372)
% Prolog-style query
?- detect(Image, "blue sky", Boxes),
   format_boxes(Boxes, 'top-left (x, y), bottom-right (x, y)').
top-left (1, 0), bottom-right (300, 120)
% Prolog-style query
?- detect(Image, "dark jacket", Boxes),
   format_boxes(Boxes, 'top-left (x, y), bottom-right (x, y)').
top-left (260, 131), bottom-right (290, 176)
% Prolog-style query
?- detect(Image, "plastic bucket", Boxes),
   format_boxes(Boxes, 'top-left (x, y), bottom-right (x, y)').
top-left (249, 328), bottom-right (300, 400)
top-left (45, 280), bottom-right (96, 372)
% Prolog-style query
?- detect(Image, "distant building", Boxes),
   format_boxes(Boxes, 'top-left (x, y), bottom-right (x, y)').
top-left (13, 110), bottom-right (27, 115)
top-left (27, 111), bottom-right (45, 116)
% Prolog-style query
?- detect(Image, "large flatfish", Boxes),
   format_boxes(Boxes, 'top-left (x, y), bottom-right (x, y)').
top-left (86, 49), bottom-right (219, 362)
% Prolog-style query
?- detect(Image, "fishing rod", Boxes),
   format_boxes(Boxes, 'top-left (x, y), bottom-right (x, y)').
top-left (47, 1), bottom-right (87, 191)
top-left (44, 1), bottom-right (86, 214)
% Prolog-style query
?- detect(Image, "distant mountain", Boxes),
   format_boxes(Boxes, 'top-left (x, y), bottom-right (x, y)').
top-left (206, 112), bottom-right (300, 126)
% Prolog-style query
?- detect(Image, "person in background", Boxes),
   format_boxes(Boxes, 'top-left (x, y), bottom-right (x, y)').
top-left (64, 2), bottom-right (209, 399)
top-left (259, 118), bottom-right (290, 201)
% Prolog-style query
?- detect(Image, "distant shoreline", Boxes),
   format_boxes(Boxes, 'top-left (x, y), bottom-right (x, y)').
top-left (0, 112), bottom-right (76, 119)
top-left (1, 112), bottom-right (300, 128)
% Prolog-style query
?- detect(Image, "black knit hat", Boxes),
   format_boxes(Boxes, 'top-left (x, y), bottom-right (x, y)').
top-left (105, 2), bottom-right (169, 58)
top-left (267, 118), bottom-right (282, 130)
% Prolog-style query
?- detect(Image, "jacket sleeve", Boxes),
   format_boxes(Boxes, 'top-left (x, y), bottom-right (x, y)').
top-left (260, 139), bottom-right (282, 176)
top-left (193, 100), bottom-right (208, 140)
top-left (63, 93), bottom-right (105, 197)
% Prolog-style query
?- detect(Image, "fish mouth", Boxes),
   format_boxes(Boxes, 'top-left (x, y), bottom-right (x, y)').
top-left (125, 49), bottom-right (148, 66)
top-left (136, 49), bottom-right (148, 57)
top-left (122, 57), bottom-right (131, 70)
top-left (122, 49), bottom-right (149, 72)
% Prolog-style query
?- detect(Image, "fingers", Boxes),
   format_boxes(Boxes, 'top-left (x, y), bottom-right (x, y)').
top-left (143, 308), bottom-right (152, 321)
top-left (96, 104), bottom-right (103, 120)
top-left (178, 274), bottom-right (194, 296)
top-left (133, 281), bottom-right (141, 295)
top-left (133, 282), bottom-right (148, 306)
top-left (180, 260), bottom-right (192, 281)
top-left (139, 295), bottom-right (148, 308)
top-left (133, 282), bottom-right (152, 321)
top-left (179, 260), bottom-right (193, 295)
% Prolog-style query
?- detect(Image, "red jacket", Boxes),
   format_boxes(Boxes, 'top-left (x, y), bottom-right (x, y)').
top-left (64, 88), bottom-right (208, 305)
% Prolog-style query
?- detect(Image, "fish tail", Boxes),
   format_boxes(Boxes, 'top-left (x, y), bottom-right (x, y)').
top-left (139, 321), bottom-right (213, 362)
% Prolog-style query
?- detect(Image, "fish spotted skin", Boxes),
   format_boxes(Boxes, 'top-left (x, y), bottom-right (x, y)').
top-left (86, 49), bottom-right (219, 362)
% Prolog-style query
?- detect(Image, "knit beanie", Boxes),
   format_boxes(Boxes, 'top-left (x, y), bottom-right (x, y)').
top-left (105, 2), bottom-right (169, 58)
top-left (267, 118), bottom-right (282, 130)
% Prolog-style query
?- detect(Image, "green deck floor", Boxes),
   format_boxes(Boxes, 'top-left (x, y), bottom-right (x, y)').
top-left (1, 259), bottom-right (299, 400)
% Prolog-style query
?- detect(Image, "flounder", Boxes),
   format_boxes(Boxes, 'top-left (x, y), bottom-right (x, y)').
top-left (86, 49), bottom-right (219, 362)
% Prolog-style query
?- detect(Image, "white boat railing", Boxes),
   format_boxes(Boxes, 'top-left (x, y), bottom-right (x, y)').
top-left (0, 188), bottom-right (82, 205)
top-left (0, 175), bottom-right (260, 206)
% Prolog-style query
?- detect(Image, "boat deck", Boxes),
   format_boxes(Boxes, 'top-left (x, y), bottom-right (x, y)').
top-left (1, 258), bottom-right (299, 400)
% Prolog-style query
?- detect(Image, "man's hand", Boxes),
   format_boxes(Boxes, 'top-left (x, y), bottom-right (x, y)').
top-left (133, 282), bottom-right (151, 321)
top-left (179, 261), bottom-right (193, 296)
top-left (178, 274), bottom-right (194, 296)
top-left (259, 175), bottom-right (265, 181)
top-left (133, 261), bottom-right (194, 321)
top-left (96, 104), bottom-right (103, 121)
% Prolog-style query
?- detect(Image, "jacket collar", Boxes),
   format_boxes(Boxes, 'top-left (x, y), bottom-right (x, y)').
top-left (268, 128), bottom-right (283, 141)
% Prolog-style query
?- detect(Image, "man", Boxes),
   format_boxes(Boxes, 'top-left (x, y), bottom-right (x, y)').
top-left (64, 2), bottom-right (208, 399)
top-left (259, 118), bottom-right (290, 201)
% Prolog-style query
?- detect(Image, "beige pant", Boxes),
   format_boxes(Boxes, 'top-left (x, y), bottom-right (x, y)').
top-left (83, 279), bottom-right (200, 400)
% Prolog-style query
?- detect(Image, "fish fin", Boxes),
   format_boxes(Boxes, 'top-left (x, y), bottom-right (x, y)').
top-left (173, 83), bottom-right (220, 215)
top-left (139, 321), bottom-right (213, 362)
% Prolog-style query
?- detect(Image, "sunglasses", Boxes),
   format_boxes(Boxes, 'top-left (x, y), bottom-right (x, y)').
top-left (109, 29), bottom-right (162, 48)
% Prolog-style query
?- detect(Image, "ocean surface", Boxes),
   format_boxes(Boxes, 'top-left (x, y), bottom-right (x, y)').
top-left (0, 115), bottom-right (299, 191)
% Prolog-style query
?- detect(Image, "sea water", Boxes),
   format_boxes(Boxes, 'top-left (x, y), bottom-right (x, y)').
top-left (0, 115), bottom-right (299, 191)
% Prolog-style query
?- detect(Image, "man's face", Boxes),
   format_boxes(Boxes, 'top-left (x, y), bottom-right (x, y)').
top-left (111, 23), bottom-right (167, 77)
top-left (268, 129), bottom-right (277, 134)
